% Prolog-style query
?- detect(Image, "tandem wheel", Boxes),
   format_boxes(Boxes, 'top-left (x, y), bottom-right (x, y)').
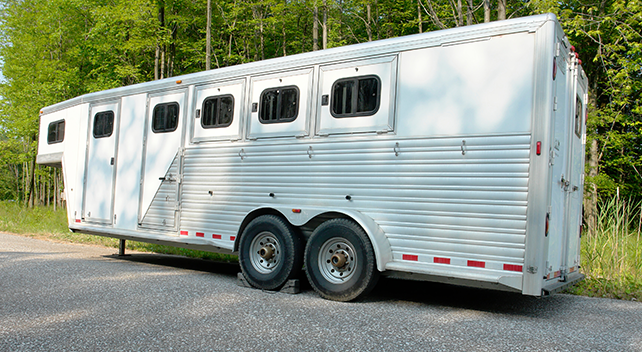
top-left (238, 215), bottom-right (303, 290)
top-left (304, 218), bottom-right (379, 302)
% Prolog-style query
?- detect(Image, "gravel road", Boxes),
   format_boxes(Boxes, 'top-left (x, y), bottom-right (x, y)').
top-left (1, 232), bottom-right (641, 351)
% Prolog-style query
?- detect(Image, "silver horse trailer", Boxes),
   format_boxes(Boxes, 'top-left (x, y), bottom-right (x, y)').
top-left (37, 13), bottom-right (587, 301)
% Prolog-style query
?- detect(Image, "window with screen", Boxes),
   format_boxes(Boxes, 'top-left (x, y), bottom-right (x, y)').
top-left (259, 86), bottom-right (299, 123)
top-left (152, 102), bottom-right (180, 133)
top-left (331, 75), bottom-right (380, 118)
top-left (201, 95), bottom-right (234, 128)
top-left (93, 111), bottom-right (114, 138)
top-left (575, 98), bottom-right (583, 137)
top-left (47, 120), bottom-right (65, 144)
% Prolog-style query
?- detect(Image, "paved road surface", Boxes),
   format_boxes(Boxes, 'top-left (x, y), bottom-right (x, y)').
top-left (1, 232), bottom-right (641, 351)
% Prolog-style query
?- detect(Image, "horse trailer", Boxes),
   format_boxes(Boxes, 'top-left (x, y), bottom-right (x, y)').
top-left (37, 13), bottom-right (587, 301)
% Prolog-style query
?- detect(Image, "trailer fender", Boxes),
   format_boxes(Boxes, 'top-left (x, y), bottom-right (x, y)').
top-left (238, 206), bottom-right (392, 272)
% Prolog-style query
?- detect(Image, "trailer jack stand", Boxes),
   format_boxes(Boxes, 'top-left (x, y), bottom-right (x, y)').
top-left (118, 239), bottom-right (129, 257)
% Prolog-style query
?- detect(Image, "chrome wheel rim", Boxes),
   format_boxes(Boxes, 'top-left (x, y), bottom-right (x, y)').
top-left (318, 238), bottom-right (357, 284)
top-left (249, 231), bottom-right (281, 274)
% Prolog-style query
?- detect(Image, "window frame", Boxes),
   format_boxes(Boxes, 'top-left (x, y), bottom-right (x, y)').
top-left (92, 111), bottom-right (115, 139)
top-left (152, 102), bottom-right (180, 133)
top-left (574, 98), bottom-right (583, 138)
top-left (330, 75), bottom-right (381, 118)
top-left (200, 94), bottom-right (234, 129)
top-left (258, 85), bottom-right (300, 124)
top-left (47, 119), bottom-right (65, 144)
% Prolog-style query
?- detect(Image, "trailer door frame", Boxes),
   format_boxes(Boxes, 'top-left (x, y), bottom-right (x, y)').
top-left (82, 101), bottom-right (121, 225)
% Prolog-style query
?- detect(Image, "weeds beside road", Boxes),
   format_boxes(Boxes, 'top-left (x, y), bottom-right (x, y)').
top-left (1, 198), bottom-right (640, 301)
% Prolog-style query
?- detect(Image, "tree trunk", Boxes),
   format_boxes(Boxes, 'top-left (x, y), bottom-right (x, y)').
top-left (206, 0), bottom-right (212, 70)
top-left (497, 0), bottom-right (506, 20)
top-left (457, 0), bottom-right (463, 26)
top-left (366, 3), bottom-right (373, 41)
top-left (417, 0), bottom-right (423, 33)
top-left (322, 0), bottom-right (327, 49)
top-left (158, 2), bottom-right (165, 79)
top-left (155, 44), bottom-right (160, 80)
top-left (484, 0), bottom-right (490, 22)
top-left (466, 0), bottom-right (473, 25)
top-left (313, 5), bottom-right (319, 51)
top-left (27, 157), bottom-right (35, 208)
top-left (584, 138), bottom-right (599, 235)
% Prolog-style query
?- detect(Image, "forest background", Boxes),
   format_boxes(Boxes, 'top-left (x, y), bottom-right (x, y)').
top-left (0, 0), bottom-right (641, 233)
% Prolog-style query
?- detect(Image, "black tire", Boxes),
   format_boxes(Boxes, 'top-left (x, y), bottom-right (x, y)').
top-left (239, 215), bottom-right (303, 290)
top-left (304, 218), bottom-right (379, 302)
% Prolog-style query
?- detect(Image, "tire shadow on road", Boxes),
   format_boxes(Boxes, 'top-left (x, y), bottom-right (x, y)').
top-left (104, 252), bottom-right (570, 318)
top-left (365, 276), bottom-right (569, 318)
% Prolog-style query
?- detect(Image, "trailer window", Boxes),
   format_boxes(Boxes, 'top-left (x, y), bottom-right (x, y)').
top-left (152, 102), bottom-right (180, 133)
top-left (201, 95), bottom-right (234, 128)
top-left (259, 86), bottom-right (299, 123)
top-left (47, 120), bottom-right (65, 144)
top-left (93, 111), bottom-right (114, 138)
top-left (331, 75), bottom-right (380, 118)
top-left (575, 98), bottom-right (583, 137)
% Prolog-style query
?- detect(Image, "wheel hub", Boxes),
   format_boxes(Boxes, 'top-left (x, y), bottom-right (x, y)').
top-left (259, 246), bottom-right (274, 260)
top-left (318, 239), bottom-right (358, 283)
top-left (249, 232), bottom-right (281, 274)
top-left (331, 251), bottom-right (348, 268)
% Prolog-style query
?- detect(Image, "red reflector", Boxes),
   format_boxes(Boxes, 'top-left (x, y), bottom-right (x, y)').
top-left (180, 231), bottom-right (188, 236)
top-left (212, 234), bottom-right (222, 239)
top-left (196, 232), bottom-right (204, 237)
top-left (504, 264), bottom-right (523, 272)
top-left (467, 260), bottom-right (485, 268)
top-left (75, 219), bottom-right (81, 223)
top-left (292, 209), bottom-right (301, 213)
top-left (536, 141), bottom-right (541, 155)
top-left (434, 257), bottom-right (451, 264)
top-left (402, 254), bottom-right (418, 261)
top-left (570, 45), bottom-right (575, 52)
top-left (575, 52), bottom-right (579, 59)
top-left (578, 59), bottom-right (582, 65)
top-left (230, 236), bottom-right (236, 241)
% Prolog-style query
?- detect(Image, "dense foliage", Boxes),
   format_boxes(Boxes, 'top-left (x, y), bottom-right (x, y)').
top-left (1, 0), bottom-right (641, 217)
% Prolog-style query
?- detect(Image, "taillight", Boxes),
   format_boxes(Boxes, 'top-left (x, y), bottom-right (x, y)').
top-left (545, 213), bottom-right (550, 237)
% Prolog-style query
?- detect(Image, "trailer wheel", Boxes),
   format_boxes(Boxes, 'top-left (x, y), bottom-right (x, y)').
top-left (304, 218), bottom-right (379, 301)
top-left (239, 215), bottom-right (303, 290)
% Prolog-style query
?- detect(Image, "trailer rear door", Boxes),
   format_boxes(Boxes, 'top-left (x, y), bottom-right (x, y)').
top-left (546, 41), bottom-right (585, 282)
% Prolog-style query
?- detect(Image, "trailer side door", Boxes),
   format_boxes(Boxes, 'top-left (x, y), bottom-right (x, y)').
top-left (82, 101), bottom-right (120, 224)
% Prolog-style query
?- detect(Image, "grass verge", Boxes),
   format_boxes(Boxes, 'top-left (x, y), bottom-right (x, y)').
top-left (566, 196), bottom-right (642, 301)
top-left (0, 201), bottom-right (237, 263)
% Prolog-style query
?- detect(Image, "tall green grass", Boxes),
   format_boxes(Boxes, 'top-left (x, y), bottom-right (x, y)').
top-left (0, 200), bottom-right (237, 263)
top-left (570, 196), bottom-right (642, 300)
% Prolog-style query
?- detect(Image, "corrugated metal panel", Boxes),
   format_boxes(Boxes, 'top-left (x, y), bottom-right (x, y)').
top-left (180, 133), bottom-right (529, 271)
top-left (140, 154), bottom-right (179, 229)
